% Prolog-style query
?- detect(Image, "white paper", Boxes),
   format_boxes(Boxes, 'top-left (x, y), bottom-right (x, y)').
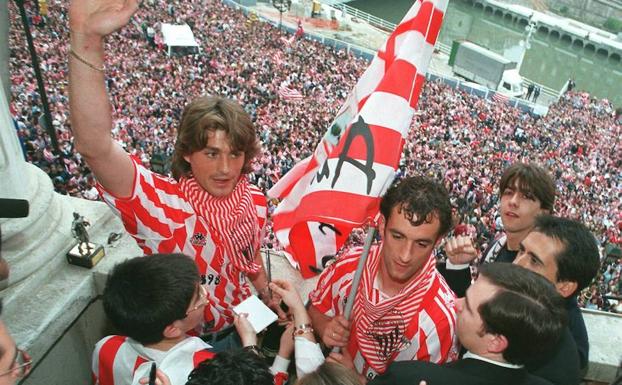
top-left (233, 295), bottom-right (278, 333)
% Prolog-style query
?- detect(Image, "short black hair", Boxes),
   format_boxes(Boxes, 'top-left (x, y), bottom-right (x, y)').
top-left (186, 349), bottom-right (273, 385)
top-left (102, 254), bottom-right (199, 345)
top-left (478, 263), bottom-right (566, 365)
top-left (380, 175), bottom-right (453, 238)
top-left (499, 163), bottom-right (556, 212)
top-left (532, 215), bottom-right (600, 296)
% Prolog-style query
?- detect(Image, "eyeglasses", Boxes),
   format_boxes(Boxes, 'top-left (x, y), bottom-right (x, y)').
top-left (186, 285), bottom-right (209, 316)
top-left (0, 347), bottom-right (32, 378)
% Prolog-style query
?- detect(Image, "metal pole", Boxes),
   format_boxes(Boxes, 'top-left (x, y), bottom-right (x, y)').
top-left (14, 0), bottom-right (62, 158)
top-left (332, 225), bottom-right (377, 353)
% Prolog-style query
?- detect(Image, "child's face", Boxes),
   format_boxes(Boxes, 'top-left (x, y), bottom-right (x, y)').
top-left (181, 284), bottom-right (209, 331)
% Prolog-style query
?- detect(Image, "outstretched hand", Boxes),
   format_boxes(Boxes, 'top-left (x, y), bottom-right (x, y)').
top-left (69, 0), bottom-right (140, 37)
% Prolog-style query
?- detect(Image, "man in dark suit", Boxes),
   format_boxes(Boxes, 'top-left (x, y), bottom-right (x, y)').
top-left (513, 215), bottom-right (600, 380)
top-left (369, 263), bottom-right (564, 385)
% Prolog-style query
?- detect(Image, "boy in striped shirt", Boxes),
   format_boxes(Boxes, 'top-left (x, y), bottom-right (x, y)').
top-left (92, 254), bottom-right (215, 385)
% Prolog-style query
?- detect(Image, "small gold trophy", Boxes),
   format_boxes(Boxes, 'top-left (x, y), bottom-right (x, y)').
top-left (66, 212), bottom-right (105, 268)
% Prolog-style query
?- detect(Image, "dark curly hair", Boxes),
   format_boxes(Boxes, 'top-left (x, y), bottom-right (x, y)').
top-left (380, 175), bottom-right (453, 238)
top-left (186, 349), bottom-right (273, 385)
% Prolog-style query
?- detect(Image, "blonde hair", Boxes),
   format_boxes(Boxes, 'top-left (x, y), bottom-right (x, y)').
top-left (296, 363), bottom-right (361, 385)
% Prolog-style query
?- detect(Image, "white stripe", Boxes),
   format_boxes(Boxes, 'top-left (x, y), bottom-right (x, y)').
top-left (419, 308), bottom-right (442, 363)
top-left (353, 351), bottom-right (366, 374)
top-left (352, 58), bottom-right (385, 104)
top-left (112, 342), bottom-right (140, 385)
top-left (304, 158), bottom-right (395, 200)
top-left (359, 92), bottom-right (414, 136)
top-left (308, 221), bottom-right (338, 266)
top-left (392, 30), bottom-right (435, 77)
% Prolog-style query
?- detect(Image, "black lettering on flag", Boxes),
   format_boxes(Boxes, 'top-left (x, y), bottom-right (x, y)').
top-left (313, 159), bottom-right (331, 185)
top-left (318, 222), bottom-right (342, 236)
top-left (332, 116), bottom-right (376, 194)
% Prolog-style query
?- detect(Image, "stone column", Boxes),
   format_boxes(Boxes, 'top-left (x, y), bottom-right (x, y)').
top-left (0, 79), bottom-right (75, 299)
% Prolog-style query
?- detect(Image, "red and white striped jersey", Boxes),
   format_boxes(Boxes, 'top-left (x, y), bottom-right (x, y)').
top-left (309, 247), bottom-right (459, 379)
top-left (98, 158), bottom-right (267, 331)
top-left (92, 335), bottom-right (215, 385)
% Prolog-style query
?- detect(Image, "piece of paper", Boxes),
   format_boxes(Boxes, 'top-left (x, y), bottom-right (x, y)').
top-left (233, 295), bottom-right (278, 333)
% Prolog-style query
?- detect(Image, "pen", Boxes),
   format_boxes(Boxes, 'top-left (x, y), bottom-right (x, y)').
top-left (149, 362), bottom-right (156, 385)
top-left (266, 249), bottom-right (272, 300)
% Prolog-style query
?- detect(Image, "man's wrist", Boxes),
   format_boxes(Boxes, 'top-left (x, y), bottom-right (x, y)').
top-left (256, 286), bottom-right (270, 301)
top-left (70, 32), bottom-right (105, 53)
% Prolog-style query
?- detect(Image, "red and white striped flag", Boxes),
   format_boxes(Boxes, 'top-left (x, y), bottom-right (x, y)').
top-left (492, 91), bottom-right (510, 104)
top-left (278, 84), bottom-right (304, 101)
top-left (273, 50), bottom-right (284, 66)
top-left (279, 35), bottom-right (296, 46)
top-left (268, 0), bottom-right (447, 278)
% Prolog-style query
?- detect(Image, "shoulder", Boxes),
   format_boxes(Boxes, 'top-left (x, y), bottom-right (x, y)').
top-left (422, 274), bottom-right (457, 320)
top-left (95, 335), bottom-right (128, 351)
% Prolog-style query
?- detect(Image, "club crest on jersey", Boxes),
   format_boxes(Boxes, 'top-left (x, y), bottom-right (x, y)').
top-left (366, 309), bottom-right (409, 362)
top-left (191, 232), bottom-right (207, 246)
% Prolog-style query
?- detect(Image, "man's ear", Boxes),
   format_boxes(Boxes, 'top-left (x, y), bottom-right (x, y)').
top-left (183, 154), bottom-right (191, 163)
top-left (487, 334), bottom-right (508, 355)
top-left (378, 214), bottom-right (386, 238)
top-left (555, 280), bottom-right (578, 298)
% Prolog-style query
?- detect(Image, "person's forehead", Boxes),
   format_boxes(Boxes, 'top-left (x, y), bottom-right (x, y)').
top-left (204, 130), bottom-right (234, 148)
top-left (388, 206), bottom-right (441, 238)
top-left (524, 231), bottom-right (563, 266)
top-left (468, 276), bottom-right (498, 308)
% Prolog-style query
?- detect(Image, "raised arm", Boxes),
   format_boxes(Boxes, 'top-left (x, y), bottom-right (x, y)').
top-left (68, 0), bottom-right (139, 197)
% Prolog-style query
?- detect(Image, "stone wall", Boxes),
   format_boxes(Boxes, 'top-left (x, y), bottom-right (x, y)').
top-left (1, 1), bottom-right (10, 97)
top-left (547, 0), bottom-right (622, 27)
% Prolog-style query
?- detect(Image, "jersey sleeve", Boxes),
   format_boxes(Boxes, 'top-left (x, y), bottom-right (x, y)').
top-left (309, 251), bottom-right (359, 316)
top-left (96, 156), bottom-right (192, 254)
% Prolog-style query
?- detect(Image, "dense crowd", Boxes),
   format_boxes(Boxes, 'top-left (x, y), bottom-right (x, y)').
top-left (8, 0), bottom-right (621, 311)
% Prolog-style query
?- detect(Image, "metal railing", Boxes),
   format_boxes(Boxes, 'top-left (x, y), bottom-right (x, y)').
top-left (322, 0), bottom-right (397, 32)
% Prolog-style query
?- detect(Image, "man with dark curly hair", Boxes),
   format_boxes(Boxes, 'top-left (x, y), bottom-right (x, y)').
top-left (308, 176), bottom-right (459, 380)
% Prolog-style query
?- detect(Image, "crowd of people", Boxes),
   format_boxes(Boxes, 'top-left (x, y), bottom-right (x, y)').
top-left (8, 0), bottom-right (621, 316)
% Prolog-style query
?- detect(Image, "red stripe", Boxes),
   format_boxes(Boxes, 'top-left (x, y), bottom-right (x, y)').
top-left (132, 356), bottom-right (148, 375)
top-left (193, 350), bottom-right (216, 367)
top-left (416, 328), bottom-right (430, 361)
top-left (375, 59), bottom-right (418, 102)
top-left (289, 222), bottom-right (316, 278)
top-left (98, 336), bottom-right (127, 385)
top-left (296, 191), bottom-right (380, 227)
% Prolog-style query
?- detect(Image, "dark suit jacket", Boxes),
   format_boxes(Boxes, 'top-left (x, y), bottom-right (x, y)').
top-left (526, 327), bottom-right (580, 385)
top-left (369, 358), bottom-right (554, 385)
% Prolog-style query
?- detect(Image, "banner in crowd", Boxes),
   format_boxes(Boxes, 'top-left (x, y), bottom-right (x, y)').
top-left (278, 84), bottom-right (303, 101)
top-left (268, 0), bottom-right (448, 278)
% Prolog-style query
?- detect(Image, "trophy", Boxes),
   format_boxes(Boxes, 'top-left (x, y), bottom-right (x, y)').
top-left (66, 212), bottom-right (105, 268)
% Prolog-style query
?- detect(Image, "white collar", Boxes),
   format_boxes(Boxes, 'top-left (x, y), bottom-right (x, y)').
top-left (463, 351), bottom-right (524, 369)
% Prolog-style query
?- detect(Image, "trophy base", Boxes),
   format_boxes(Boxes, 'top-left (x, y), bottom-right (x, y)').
top-left (66, 243), bottom-right (105, 268)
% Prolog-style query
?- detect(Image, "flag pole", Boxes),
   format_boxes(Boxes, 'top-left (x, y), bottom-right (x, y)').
top-left (332, 225), bottom-right (377, 353)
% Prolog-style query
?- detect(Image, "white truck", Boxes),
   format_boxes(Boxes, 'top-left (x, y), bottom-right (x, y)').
top-left (449, 41), bottom-right (524, 98)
